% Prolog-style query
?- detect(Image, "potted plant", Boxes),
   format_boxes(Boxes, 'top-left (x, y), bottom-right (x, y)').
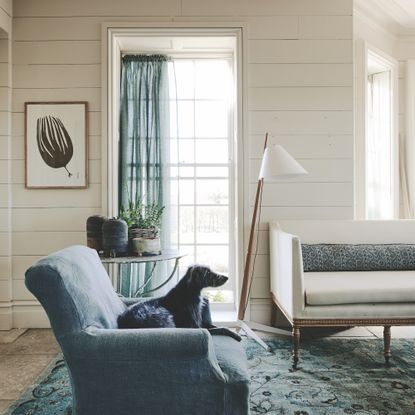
top-left (118, 198), bottom-right (165, 256)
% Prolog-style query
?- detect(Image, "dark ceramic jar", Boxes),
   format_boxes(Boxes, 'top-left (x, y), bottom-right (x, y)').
top-left (102, 218), bottom-right (128, 257)
top-left (86, 215), bottom-right (107, 253)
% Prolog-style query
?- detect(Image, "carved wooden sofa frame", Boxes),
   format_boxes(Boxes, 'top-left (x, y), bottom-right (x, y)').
top-left (269, 220), bottom-right (415, 370)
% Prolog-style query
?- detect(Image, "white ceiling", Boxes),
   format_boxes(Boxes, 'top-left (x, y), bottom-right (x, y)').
top-left (378, 0), bottom-right (415, 29)
top-left (355, 0), bottom-right (415, 34)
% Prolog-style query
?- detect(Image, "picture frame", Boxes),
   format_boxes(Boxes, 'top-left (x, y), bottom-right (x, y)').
top-left (25, 101), bottom-right (88, 189)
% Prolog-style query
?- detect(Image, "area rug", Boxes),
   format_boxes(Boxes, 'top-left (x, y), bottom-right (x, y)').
top-left (4, 338), bottom-right (415, 415)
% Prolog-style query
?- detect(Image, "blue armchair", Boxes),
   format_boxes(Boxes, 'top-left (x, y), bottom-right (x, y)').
top-left (25, 245), bottom-right (250, 415)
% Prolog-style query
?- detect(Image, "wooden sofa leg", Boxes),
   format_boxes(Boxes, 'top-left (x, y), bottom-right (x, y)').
top-left (383, 326), bottom-right (392, 364)
top-left (292, 325), bottom-right (300, 370)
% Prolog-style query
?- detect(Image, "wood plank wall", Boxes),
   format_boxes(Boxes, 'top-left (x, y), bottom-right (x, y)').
top-left (9, 0), bottom-right (353, 327)
top-left (0, 0), bottom-right (11, 329)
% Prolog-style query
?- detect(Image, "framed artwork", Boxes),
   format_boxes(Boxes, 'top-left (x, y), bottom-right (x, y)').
top-left (25, 101), bottom-right (88, 189)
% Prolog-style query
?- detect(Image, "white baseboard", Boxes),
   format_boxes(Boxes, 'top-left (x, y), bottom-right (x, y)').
top-left (249, 299), bottom-right (272, 325)
top-left (13, 305), bottom-right (50, 328)
top-left (0, 306), bottom-right (12, 330)
top-left (0, 303), bottom-right (50, 330)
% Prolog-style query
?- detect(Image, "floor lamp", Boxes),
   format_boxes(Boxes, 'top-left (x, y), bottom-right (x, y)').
top-left (237, 133), bottom-right (308, 351)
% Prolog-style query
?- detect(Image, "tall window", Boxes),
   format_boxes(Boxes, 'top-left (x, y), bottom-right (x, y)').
top-left (168, 57), bottom-right (235, 304)
top-left (108, 30), bottom-right (240, 307)
top-left (365, 50), bottom-right (398, 219)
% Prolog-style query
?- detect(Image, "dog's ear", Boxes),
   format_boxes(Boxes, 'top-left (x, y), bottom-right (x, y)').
top-left (183, 265), bottom-right (196, 287)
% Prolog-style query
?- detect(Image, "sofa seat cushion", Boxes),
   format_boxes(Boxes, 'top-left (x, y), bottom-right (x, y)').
top-left (305, 271), bottom-right (415, 305)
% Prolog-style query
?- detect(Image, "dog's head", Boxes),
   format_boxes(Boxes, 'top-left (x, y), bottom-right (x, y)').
top-left (184, 265), bottom-right (228, 290)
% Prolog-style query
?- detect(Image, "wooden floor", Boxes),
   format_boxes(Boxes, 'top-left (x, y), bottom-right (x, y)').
top-left (1, 326), bottom-right (415, 414)
top-left (0, 329), bottom-right (60, 414)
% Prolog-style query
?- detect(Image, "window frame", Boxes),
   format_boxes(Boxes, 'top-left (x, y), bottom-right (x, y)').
top-left (354, 40), bottom-right (399, 219)
top-left (102, 24), bottom-right (244, 313)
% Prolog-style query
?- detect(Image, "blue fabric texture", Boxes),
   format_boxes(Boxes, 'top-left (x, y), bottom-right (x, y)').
top-left (302, 243), bottom-right (415, 272)
top-left (25, 245), bottom-right (249, 415)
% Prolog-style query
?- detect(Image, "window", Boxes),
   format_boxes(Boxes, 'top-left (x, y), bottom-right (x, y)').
top-left (354, 43), bottom-right (399, 219)
top-left (168, 57), bottom-right (235, 304)
top-left (105, 28), bottom-right (241, 310)
top-left (366, 69), bottom-right (393, 219)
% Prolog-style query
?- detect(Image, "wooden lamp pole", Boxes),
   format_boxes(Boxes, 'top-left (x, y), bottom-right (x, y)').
top-left (237, 132), bottom-right (268, 321)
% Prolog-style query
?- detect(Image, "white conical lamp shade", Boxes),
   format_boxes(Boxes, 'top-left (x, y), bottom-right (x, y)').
top-left (259, 144), bottom-right (308, 181)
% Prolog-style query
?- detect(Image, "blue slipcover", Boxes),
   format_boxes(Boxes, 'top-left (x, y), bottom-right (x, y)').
top-left (25, 245), bottom-right (249, 415)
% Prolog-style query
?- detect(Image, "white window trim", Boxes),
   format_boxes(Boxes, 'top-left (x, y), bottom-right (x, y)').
top-left (101, 23), bottom-right (246, 314)
top-left (354, 40), bottom-right (399, 219)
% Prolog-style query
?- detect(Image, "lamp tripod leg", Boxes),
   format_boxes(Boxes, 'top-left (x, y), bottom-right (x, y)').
top-left (237, 320), bottom-right (271, 352)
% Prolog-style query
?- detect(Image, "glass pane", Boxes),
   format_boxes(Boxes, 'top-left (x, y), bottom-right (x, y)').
top-left (366, 69), bottom-right (394, 219)
top-left (203, 289), bottom-right (233, 303)
top-left (168, 164), bottom-right (179, 181)
top-left (196, 245), bottom-right (229, 274)
top-left (168, 138), bottom-right (178, 165)
top-left (196, 166), bottom-right (228, 178)
top-left (178, 139), bottom-right (194, 164)
top-left (195, 60), bottom-right (231, 100)
top-left (179, 166), bottom-right (194, 178)
top-left (196, 179), bottom-right (228, 205)
top-left (179, 206), bottom-right (194, 244)
top-left (195, 101), bottom-right (228, 138)
top-left (169, 179), bottom-right (179, 204)
top-left (168, 204), bottom-right (178, 246)
top-left (169, 101), bottom-right (178, 139)
top-left (173, 61), bottom-right (194, 99)
top-left (196, 206), bottom-right (228, 244)
top-left (168, 62), bottom-right (177, 99)
top-left (179, 180), bottom-right (194, 204)
top-left (196, 139), bottom-right (228, 164)
top-left (178, 246), bottom-right (195, 276)
top-left (177, 101), bottom-right (194, 138)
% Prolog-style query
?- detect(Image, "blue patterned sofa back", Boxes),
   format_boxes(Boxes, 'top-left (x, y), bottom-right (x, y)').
top-left (25, 245), bottom-right (126, 338)
top-left (302, 244), bottom-right (415, 272)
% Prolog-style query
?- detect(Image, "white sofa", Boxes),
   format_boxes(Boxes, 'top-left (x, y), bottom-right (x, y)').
top-left (269, 220), bottom-right (415, 369)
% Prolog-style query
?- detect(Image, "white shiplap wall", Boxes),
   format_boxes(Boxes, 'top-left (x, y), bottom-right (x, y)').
top-left (9, 0), bottom-right (353, 328)
top-left (0, 0), bottom-right (11, 330)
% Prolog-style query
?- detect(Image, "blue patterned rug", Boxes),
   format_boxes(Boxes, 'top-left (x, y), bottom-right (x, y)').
top-left (4, 338), bottom-right (415, 415)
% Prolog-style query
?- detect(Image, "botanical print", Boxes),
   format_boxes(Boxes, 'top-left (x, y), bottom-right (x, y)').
top-left (36, 115), bottom-right (74, 177)
top-left (25, 102), bottom-right (87, 188)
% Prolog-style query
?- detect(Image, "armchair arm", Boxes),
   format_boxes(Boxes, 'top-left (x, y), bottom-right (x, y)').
top-left (68, 327), bottom-right (222, 363)
top-left (269, 222), bottom-right (305, 320)
top-left (61, 327), bottom-right (228, 414)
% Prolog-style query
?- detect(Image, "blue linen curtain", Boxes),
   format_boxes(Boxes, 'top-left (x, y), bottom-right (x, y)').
top-left (119, 54), bottom-right (169, 208)
top-left (119, 54), bottom-right (170, 296)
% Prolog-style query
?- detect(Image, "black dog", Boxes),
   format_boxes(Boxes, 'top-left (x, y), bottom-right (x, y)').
top-left (118, 265), bottom-right (241, 342)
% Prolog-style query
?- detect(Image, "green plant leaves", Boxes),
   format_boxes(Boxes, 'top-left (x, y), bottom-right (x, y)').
top-left (118, 200), bottom-right (165, 230)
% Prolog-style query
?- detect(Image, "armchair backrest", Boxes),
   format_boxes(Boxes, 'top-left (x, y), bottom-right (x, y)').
top-left (25, 245), bottom-right (126, 338)
top-left (274, 220), bottom-right (415, 244)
